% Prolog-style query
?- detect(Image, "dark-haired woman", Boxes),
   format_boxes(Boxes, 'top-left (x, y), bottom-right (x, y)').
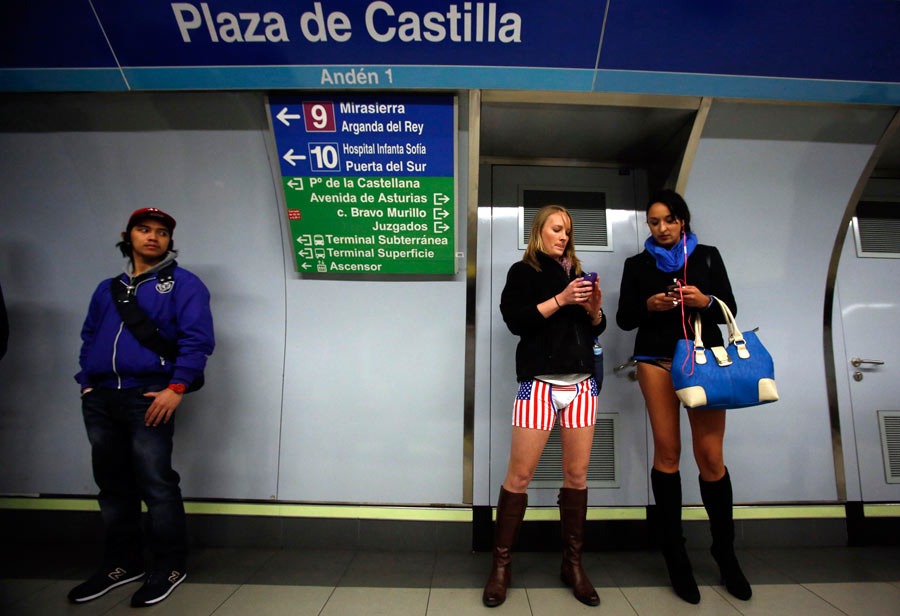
top-left (616, 190), bottom-right (751, 604)
top-left (483, 205), bottom-right (605, 608)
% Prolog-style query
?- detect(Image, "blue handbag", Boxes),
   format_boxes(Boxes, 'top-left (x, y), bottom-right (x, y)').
top-left (671, 297), bottom-right (778, 410)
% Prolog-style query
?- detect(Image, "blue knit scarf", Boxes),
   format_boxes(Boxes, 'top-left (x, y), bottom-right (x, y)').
top-left (645, 232), bottom-right (697, 272)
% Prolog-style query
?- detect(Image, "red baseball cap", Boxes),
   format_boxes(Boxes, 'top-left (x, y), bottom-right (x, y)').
top-left (127, 207), bottom-right (176, 232)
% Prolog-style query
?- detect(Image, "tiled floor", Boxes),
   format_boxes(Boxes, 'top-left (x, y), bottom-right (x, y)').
top-left (1, 545), bottom-right (898, 615)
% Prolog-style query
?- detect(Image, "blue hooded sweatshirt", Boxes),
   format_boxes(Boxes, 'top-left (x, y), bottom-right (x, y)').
top-left (75, 251), bottom-right (214, 390)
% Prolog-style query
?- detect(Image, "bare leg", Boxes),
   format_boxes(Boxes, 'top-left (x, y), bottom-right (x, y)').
top-left (637, 362), bottom-right (681, 472)
top-left (502, 426), bottom-right (552, 493)
top-left (559, 425), bottom-right (595, 489)
top-left (686, 407), bottom-right (726, 481)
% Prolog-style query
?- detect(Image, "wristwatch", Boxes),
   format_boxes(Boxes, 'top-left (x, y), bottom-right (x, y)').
top-left (168, 383), bottom-right (187, 395)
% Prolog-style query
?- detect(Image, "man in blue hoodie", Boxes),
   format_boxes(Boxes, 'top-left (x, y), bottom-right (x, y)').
top-left (69, 208), bottom-right (214, 608)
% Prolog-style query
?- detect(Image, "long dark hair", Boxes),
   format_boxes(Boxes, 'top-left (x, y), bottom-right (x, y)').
top-left (646, 189), bottom-right (692, 235)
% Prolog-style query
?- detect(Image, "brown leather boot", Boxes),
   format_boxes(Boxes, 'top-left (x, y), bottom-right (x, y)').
top-left (558, 487), bottom-right (600, 606)
top-left (482, 487), bottom-right (528, 607)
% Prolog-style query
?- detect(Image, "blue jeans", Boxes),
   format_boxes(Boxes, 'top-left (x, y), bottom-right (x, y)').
top-left (82, 385), bottom-right (186, 570)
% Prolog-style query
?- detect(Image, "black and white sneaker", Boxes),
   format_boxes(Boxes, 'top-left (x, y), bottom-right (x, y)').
top-left (130, 569), bottom-right (186, 607)
top-left (67, 565), bottom-right (145, 603)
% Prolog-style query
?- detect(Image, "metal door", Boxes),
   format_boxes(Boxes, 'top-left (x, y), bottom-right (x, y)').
top-left (836, 209), bottom-right (900, 501)
top-left (485, 165), bottom-right (648, 506)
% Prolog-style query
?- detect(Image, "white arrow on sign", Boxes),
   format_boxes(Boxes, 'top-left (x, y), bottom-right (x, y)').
top-left (434, 222), bottom-right (450, 233)
top-left (433, 193), bottom-right (450, 205)
top-left (283, 149), bottom-right (307, 166)
top-left (433, 208), bottom-right (450, 219)
top-left (287, 178), bottom-right (304, 190)
top-left (300, 262), bottom-right (311, 270)
top-left (277, 107), bottom-right (301, 126)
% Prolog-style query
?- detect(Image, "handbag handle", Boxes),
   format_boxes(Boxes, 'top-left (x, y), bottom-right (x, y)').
top-left (692, 296), bottom-right (750, 359)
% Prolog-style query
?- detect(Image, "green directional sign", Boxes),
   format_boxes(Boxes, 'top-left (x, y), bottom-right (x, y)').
top-left (269, 94), bottom-right (457, 274)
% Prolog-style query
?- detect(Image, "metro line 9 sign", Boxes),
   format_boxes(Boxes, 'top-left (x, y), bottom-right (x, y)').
top-left (303, 102), bottom-right (337, 132)
top-left (268, 94), bottom-right (457, 275)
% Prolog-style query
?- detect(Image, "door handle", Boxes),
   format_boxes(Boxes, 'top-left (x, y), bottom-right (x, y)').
top-left (614, 358), bottom-right (637, 372)
top-left (850, 357), bottom-right (884, 367)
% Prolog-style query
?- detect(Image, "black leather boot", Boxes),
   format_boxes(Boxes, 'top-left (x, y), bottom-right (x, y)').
top-left (482, 487), bottom-right (528, 607)
top-left (650, 468), bottom-right (700, 604)
top-left (700, 468), bottom-right (752, 600)
top-left (558, 488), bottom-right (600, 606)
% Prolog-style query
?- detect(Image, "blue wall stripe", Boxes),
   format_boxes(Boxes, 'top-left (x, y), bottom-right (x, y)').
top-left (594, 70), bottom-right (900, 106)
top-left (120, 66), bottom-right (597, 92)
top-left (4, 65), bottom-right (899, 106)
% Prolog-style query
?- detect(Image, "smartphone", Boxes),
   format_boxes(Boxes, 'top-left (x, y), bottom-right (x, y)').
top-left (666, 278), bottom-right (685, 295)
top-left (583, 272), bottom-right (597, 284)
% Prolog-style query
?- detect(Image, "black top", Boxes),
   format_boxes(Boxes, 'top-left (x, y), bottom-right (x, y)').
top-left (500, 251), bottom-right (606, 382)
top-left (616, 244), bottom-right (736, 359)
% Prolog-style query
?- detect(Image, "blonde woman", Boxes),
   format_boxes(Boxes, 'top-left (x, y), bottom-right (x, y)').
top-left (483, 205), bottom-right (606, 607)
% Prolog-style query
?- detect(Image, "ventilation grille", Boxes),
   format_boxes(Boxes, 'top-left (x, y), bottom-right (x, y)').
top-left (878, 411), bottom-right (900, 484)
top-left (531, 414), bottom-right (618, 488)
top-left (854, 202), bottom-right (900, 258)
top-left (518, 189), bottom-right (611, 252)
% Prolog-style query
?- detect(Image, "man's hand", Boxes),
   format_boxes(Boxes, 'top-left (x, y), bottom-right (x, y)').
top-left (143, 388), bottom-right (183, 427)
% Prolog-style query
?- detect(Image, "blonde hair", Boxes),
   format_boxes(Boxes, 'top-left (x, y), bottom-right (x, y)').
top-left (523, 205), bottom-right (582, 274)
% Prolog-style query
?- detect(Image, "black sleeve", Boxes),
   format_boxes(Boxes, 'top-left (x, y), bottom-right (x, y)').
top-left (499, 263), bottom-right (549, 337)
top-left (703, 247), bottom-right (737, 323)
top-left (616, 257), bottom-right (646, 332)
top-left (591, 312), bottom-right (607, 338)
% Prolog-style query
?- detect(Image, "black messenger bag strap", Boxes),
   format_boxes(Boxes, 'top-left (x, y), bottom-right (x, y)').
top-left (109, 265), bottom-right (178, 363)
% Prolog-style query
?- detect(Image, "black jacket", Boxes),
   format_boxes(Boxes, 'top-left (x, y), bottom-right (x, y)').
top-left (616, 244), bottom-right (736, 358)
top-left (500, 251), bottom-right (606, 382)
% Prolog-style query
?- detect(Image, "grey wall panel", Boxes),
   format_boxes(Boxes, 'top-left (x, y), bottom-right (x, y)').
top-left (680, 102), bottom-right (894, 504)
top-left (276, 278), bottom-right (466, 503)
top-left (0, 92), bottom-right (285, 500)
top-left (275, 96), bottom-right (468, 504)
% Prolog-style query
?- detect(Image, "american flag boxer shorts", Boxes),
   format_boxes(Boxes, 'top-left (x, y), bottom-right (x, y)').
top-left (512, 377), bottom-right (598, 430)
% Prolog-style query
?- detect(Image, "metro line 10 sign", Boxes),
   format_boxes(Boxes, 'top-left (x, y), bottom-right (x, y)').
top-left (268, 94), bottom-right (457, 274)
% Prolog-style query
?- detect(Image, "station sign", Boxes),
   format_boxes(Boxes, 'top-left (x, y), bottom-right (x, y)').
top-left (268, 94), bottom-right (456, 275)
top-left (4, 2), bottom-right (899, 104)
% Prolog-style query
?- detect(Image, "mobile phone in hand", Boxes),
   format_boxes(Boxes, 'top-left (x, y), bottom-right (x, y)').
top-left (583, 272), bottom-right (597, 284)
top-left (667, 278), bottom-right (685, 295)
